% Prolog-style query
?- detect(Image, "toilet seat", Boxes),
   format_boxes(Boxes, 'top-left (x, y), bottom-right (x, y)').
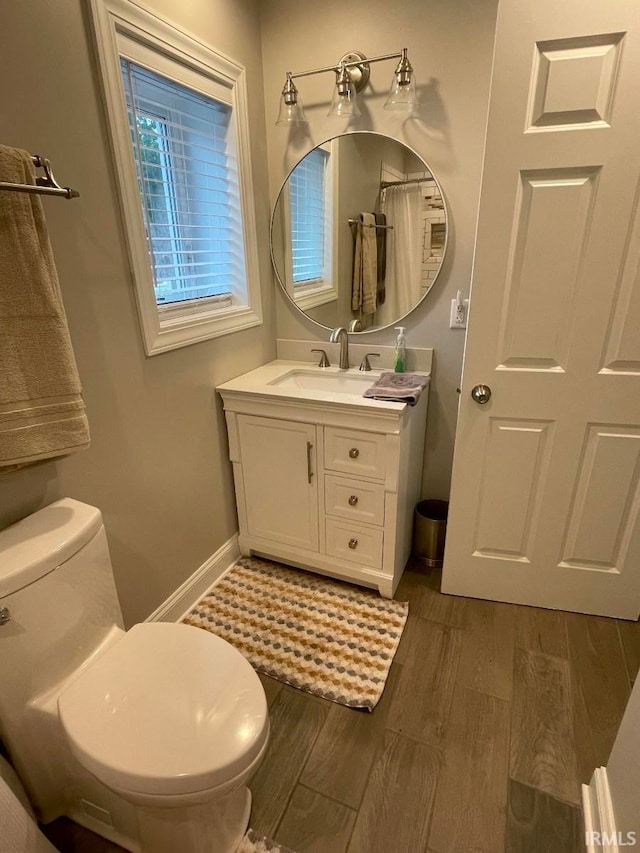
top-left (58, 622), bottom-right (269, 800)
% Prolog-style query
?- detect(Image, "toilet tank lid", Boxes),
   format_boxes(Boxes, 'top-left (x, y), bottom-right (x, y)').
top-left (0, 499), bottom-right (103, 599)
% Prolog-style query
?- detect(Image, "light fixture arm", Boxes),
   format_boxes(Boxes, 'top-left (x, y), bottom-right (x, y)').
top-left (287, 49), bottom-right (407, 93)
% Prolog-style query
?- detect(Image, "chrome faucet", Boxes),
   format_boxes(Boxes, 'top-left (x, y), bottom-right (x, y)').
top-left (329, 327), bottom-right (349, 369)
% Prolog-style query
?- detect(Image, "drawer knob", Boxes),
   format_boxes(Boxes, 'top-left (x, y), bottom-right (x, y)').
top-left (348, 495), bottom-right (359, 507)
top-left (349, 447), bottom-right (360, 459)
top-left (348, 538), bottom-right (358, 550)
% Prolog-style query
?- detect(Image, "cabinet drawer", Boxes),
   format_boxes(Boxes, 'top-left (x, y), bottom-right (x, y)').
top-left (324, 428), bottom-right (385, 480)
top-left (325, 518), bottom-right (383, 569)
top-left (324, 474), bottom-right (385, 526)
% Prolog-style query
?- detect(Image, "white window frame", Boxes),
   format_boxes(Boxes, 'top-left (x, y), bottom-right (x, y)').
top-left (282, 141), bottom-right (339, 312)
top-left (88, 0), bottom-right (262, 355)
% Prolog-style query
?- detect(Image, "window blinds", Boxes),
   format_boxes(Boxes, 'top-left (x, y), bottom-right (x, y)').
top-left (120, 59), bottom-right (245, 305)
top-left (288, 147), bottom-right (329, 285)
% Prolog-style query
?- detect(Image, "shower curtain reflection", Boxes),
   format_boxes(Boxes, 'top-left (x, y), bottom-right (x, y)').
top-left (375, 184), bottom-right (423, 328)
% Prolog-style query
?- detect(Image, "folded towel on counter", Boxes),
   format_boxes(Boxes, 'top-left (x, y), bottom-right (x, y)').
top-left (363, 371), bottom-right (430, 406)
top-left (0, 145), bottom-right (90, 467)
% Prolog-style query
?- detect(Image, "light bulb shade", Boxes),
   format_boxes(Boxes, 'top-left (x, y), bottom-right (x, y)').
top-left (276, 96), bottom-right (308, 125)
top-left (327, 66), bottom-right (361, 118)
top-left (276, 74), bottom-right (308, 126)
top-left (384, 49), bottom-right (418, 111)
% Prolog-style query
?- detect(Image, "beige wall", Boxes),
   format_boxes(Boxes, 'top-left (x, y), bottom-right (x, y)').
top-left (0, 0), bottom-right (275, 625)
top-left (0, 0), bottom-right (498, 623)
top-left (259, 0), bottom-right (499, 499)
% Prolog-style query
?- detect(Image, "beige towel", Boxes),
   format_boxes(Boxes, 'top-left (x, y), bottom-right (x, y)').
top-left (0, 145), bottom-right (89, 467)
top-left (351, 213), bottom-right (378, 315)
top-left (351, 220), bottom-right (363, 312)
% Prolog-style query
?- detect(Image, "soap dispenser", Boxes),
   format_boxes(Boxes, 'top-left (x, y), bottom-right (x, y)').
top-left (394, 327), bottom-right (406, 373)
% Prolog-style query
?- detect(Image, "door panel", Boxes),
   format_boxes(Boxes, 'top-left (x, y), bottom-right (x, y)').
top-left (443, 0), bottom-right (640, 618)
top-left (527, 33), bottom-right (623, 131)
top-left (474, 419), bottom-right (553, 560)
top-left (601, 194), bottom-right (640, 373)
top-left (499, 168), bottom-right (598, 371)
top-left (560, 426), bottom-right (640, 570)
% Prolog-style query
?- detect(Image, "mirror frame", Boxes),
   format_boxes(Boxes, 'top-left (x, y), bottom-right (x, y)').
top-left (270, 130), bottom-right (448, 334)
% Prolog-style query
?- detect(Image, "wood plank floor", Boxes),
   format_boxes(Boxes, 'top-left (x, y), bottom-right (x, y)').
top-left (42, 561), bottom-right (639, 853)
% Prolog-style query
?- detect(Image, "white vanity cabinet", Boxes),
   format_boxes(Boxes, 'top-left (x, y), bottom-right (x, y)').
top-left (218, 363), bottom-right (429, 598)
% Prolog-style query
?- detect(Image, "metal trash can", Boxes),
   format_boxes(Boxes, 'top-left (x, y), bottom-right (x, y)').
top-left (413, 499), bottom-right (449, 567)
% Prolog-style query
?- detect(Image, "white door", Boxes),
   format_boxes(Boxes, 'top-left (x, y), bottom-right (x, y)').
top-left (238, 415), bottom-right (319, 552)
top-left (442, 0), bottom-right (640, 619)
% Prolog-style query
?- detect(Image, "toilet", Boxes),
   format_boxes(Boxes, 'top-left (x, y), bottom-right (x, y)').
top-left (0, 498), bottom-right (269, 853)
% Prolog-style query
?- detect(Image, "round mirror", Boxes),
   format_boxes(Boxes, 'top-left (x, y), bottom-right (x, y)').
top-left (270, 131), bottom-right (447, 333)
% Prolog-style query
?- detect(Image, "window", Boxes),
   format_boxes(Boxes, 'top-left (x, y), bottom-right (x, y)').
top-left (120, 61), bottom-right (239, 308)
top-left (89, 0), bottom-right (261, 354)
top-left (289, 147), bottom-right (329, 287)
top-left (283, 142), bottom-right (338, 311)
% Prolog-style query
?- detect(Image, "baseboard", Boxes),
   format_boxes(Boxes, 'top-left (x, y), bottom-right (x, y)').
top-left (145, 533), bottom-right (240, 624)
top-left (583, 767), bottom-right (619, 853)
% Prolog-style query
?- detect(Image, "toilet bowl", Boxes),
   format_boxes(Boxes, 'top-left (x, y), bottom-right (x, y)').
top-left (0, 499), bottom-right (269, 853)
top-left (59, 622), bottom-right (269, 808)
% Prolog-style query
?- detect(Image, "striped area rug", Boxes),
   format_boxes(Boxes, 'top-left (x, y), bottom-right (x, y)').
top-left (183, 556), bottom-right (408, 710)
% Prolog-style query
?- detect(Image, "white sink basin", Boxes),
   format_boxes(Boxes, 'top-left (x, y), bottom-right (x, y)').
top-left (216, 360), bottom-right (424, 410)
top-left (268, 368), bottom-right (377, 395)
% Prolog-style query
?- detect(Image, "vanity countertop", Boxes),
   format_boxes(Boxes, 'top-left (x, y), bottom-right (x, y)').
top-left (217, 360), bottom-right (430, 413)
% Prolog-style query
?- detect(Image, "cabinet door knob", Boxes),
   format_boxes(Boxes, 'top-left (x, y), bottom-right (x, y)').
top-left (348, 495), bottom-right (359, 506)
top-left (349, 447), bottom-right (360, 459)
top-left (348, 538), bottom-right (358, 550)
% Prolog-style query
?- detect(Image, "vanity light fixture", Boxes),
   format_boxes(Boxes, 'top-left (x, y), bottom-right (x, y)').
top-left (276, 72), bottom-right (308, 125)
top-left (384, 48), bottom-right (418, 111)
top-left (327, 62), bottom-right (361, 119)
top-left (276, 48), bottom-right (418, 126)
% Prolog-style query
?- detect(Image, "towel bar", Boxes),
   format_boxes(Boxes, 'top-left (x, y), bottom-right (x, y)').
top-left (347, 218), bottom-right (393, 230)
top-left (0, 153), bottom-right (79, 200)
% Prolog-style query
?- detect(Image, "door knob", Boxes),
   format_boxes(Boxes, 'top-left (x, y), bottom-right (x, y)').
top-left (471, 384), bottom-right (492, 404)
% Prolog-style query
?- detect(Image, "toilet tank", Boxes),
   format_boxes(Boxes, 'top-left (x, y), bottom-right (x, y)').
top-left (0, 498), bottom-right (125, 707)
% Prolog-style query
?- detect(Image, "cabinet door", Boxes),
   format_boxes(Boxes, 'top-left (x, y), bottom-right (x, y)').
top-left (238, 415), bottom-right (319, 551)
